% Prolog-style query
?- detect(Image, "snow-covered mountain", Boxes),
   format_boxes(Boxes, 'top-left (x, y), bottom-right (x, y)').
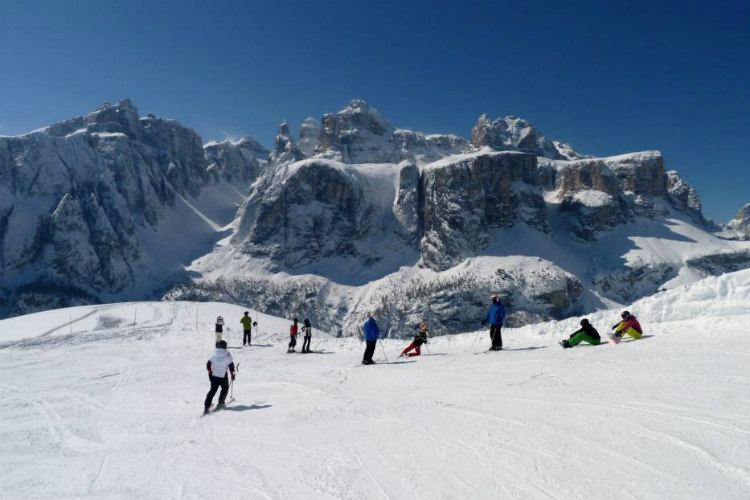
top-left (716, 202), bottom-right (750, 240)
top-left (1, 270), bottom-right (748, 500)
top-left (176, 101), bottom-right (750, 336)
top-left (0, 100), bottom-right (266, 316)
top-left (2, 99), bottom-right (749, 334)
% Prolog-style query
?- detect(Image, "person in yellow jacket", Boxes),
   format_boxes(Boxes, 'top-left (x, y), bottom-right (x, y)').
top-left (240, 311), bottom-right (253, 346)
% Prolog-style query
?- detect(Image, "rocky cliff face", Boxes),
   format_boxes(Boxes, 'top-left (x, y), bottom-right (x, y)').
top-left (204, 137), bottom-right (268, 185)
top-left (420, 152), bottom-right (548, 270)
top-left (469, 114), bottom-right (587, 160)
top-left (299, 100), bottom-right (467, 164)
top-left (0, 99), bottom-right (264, 316)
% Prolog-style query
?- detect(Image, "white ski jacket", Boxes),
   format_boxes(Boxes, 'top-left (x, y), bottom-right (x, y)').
top-left (207, 348), bottom-right (234, 378)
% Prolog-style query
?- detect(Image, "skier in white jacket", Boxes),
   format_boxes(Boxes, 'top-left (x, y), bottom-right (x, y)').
top-left (204, 340), bottom-right (236, 414)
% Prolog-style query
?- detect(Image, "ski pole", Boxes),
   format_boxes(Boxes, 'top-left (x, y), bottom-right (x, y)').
top-left (379, 339), bottom-right (390, 364)
top-left (230, 363), bottom-right (239, 399)
top-left (468, 328), bottom-right (483, 353)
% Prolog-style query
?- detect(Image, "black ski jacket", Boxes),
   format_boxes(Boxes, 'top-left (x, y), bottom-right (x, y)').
top-left (570, 323), bottom-right (600, 340)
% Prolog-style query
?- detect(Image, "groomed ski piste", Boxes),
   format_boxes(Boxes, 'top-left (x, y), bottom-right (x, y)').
top-left (1, 270), bottom-right (748, 500)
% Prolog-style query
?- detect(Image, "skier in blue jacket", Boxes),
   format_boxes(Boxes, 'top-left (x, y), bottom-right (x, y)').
top-left (362, 312), bottom-right (380, 365)
top-left (481, 294), bottom-right (506, 350)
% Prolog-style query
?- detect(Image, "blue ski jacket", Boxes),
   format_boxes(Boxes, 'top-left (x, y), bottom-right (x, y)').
top-left (485, 301), bottom-right (506, 326)
top-left (363, 318), bottom-right (380, 341)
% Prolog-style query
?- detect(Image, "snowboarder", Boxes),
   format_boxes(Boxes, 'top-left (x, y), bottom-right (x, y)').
top-left (610, 311), bottom-right (643, 343)
top-left (301, 318), bottom-right (312, 353)
top-left (481, 295), bottom-right (506, 350)
top-left (362, 312), bottom-right (380, 365)
top-left (561, 318), bottom-right (601, 348)
top-left (240, 311), bottom-right (253, 346)
top-left (215, 316), bottom-right (225, 343)
top-left (288, 318), bottom-right (299, 353)
top-left (400, 321), bottom-right (429, 357)
top-left (204, 340), bottom-right (236, 414)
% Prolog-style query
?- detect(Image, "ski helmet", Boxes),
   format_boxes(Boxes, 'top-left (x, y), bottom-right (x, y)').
top-left (621, 311), bottom-right (631, 319)
top-left (580, 318), bottom-right (589, 326)
top-left (216, 340), bottom-right (228, 349)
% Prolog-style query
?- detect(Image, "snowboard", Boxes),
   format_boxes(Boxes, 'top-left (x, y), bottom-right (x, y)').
top-left (607, 333), bottom-right (621, 345)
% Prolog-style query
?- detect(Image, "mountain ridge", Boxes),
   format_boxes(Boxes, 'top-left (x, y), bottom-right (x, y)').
top-left (1, 99), bottom-right (748, 332)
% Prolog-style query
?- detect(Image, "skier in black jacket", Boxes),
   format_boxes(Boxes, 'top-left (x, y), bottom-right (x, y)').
top-left (399, 321), bottom-right (429, 358)
top-left (560, 319), bottom-right (601, 348)
top-left (301, 318), bottom-right (312, 353)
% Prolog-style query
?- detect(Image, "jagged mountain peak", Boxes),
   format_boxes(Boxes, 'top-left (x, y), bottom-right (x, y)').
top-left (469, 113), bottom-right (586, 160)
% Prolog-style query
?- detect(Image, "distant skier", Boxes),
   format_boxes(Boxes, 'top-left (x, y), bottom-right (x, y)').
top-left (610, 311), bottom-right (643, 343)
top-left (204, 340), bottom-right (236, 414)
top-left (399, 321), bottom-right (429, 358)
top-left (362, 312), bottom-right (380, 365)
top-left (561, 318), bottom-right (601, 348)
top-left (481, 295), bottom-right (506, 350)
top-left (301, 318), bottom-right (312, 353)
top-left (240, 311), bottom-right (253, 346)
top-left (215, 316), bottom-right (225, 343)
top-left (288, 318), bottom-right (299, 353)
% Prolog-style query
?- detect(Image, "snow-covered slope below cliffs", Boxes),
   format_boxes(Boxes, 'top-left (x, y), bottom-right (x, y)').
top-left (0, 100), bottom-right (261, 318)
top-left (1, 271), bottom-right (748, 500)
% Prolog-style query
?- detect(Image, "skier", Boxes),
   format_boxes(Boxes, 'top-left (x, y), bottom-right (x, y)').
top-left (561, 318), bottom-right (601, 348)
top-left (481, 295), bottom-right (506, 350)
top-left (204, 340), bottom-right (236, 414)
top-left (362, 312), bottom-right (380, 365)
top-left (215, 316), bottom-right (225, 343)
top-left (301, 318), bottom-right (312, 353)
top-left (240, 311), bottom-right (253, 346)
top-left (288, 318), bottom-right (299, 353)
top-left (399, 321), bottom-right (429, 358)
top-left (611, 311), bottom-right (643, 343)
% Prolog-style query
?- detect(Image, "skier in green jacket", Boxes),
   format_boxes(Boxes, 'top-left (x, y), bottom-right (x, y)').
top-left (240, 311), bottom-right (253, 346)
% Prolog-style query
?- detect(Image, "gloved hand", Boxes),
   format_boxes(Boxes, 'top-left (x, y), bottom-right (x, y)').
top-left (208, 368), bottom-right (212, 376)
top-left (481, 319), bottom-right (488, 326)
top-left (231, 373), bottom-right (236, 381)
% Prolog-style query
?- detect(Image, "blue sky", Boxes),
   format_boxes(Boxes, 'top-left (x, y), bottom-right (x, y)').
top-left (0, 0), bottom-right (747, 221)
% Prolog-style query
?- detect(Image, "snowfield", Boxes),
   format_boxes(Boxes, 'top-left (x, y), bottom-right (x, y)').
top-left (1, 271), bottom-right (748, 500)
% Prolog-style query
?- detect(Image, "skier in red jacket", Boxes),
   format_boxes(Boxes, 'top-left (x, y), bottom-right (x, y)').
top-left (288, 318), bottom-right (299, 353)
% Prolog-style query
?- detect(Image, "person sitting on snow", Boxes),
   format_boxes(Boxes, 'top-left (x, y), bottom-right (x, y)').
top-left (561, 318), bottom-right (601, 348)
top-left (611, 311), bottom-right (643, 342)
top-left (400, 321), bottom-right (429, 357)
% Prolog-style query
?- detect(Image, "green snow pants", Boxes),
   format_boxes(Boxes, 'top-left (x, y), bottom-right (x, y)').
top-left (568, 331), bottom-right (601, 347)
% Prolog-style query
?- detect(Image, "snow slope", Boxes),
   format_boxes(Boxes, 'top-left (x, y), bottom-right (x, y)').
top-left (1, 271), bottom-right (748, 500)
